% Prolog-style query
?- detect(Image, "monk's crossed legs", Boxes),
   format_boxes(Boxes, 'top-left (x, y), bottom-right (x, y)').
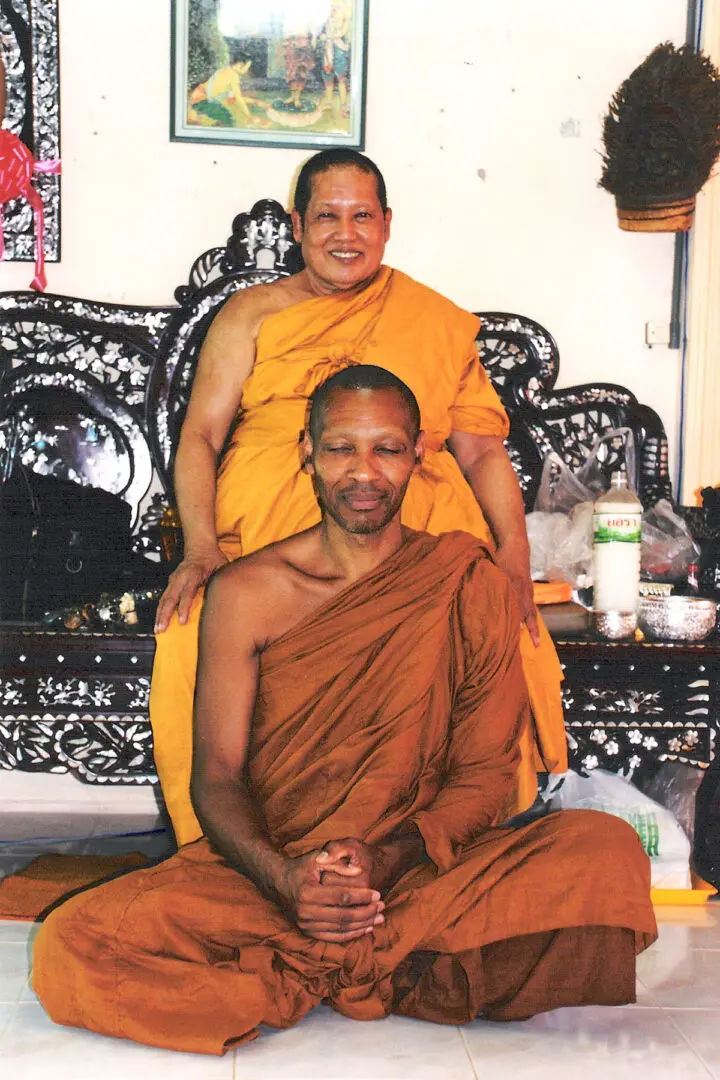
top-left (33, 811), bottom-right (654, 1055)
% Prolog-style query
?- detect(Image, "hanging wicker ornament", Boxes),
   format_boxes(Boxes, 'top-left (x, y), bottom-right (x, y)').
top-left (600, 43), bottom-right (720, 233)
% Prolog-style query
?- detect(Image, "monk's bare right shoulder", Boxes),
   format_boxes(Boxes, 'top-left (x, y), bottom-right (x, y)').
top-left (206, 552), bottom-right (277, 608)
top-left (210, 283), bottom-right (277, 344)
top-left (215, 275), bottom-right (312, 342)
top-left (203, 550), bottom-right (288, 651)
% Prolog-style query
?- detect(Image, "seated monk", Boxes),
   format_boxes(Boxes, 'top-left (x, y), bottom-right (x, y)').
top-left (33, 367), bottom-right (657, 1056)
top-left (151, 146), bottom-right (568, 847)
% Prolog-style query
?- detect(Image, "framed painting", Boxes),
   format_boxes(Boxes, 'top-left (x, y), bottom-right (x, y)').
top-left (170, 0), bottom-right (369, 149)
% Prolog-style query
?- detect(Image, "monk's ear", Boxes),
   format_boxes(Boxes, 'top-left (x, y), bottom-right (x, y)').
top-left (291, 209), bottom-right (304, 244)
top-left (301, 432), bottom-right (315, 473)
top-left (414, 430), bottom-right (425, 469)
top-left (383, 207), bottom-right (393, 242)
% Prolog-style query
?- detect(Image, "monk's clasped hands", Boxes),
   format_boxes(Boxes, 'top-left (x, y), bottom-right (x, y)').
top-left (277, 847), bottom-right (385, 944)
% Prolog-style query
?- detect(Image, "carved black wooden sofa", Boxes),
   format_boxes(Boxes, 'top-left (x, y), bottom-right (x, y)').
top-left (0, 199), bottom-right (696, 789)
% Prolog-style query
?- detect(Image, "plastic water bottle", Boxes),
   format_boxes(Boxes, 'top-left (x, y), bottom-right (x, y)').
top-left (592, 470), bottom-right (642, 635)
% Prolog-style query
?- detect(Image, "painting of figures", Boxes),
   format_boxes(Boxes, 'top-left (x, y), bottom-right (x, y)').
top-left (171, 0), bottom-right (368, 148)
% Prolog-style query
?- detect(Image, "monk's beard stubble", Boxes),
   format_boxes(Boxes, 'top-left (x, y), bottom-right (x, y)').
top-left (313, 480), bottom-right (406, 535)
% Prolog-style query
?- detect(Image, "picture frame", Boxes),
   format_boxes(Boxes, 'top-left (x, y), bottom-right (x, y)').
top-left (0, 0), bottom-right (61, 263)
top-left (170, 1), bottom-right (369, 150)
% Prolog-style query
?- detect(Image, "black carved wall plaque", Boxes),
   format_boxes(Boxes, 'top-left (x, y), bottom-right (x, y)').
top-left (0, 0), bottom-right (61, 265)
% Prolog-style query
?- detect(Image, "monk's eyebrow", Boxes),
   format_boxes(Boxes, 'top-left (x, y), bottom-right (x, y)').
top-left (314, 201), bottom-right (374, 211)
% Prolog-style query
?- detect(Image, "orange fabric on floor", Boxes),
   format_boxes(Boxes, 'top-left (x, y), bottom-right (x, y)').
top-left (150, 266), bottom-right (567, 846)
top-left (0, 853), bottom-right (151, 921)
top-left (34, 533), bottom-right (655, 1055)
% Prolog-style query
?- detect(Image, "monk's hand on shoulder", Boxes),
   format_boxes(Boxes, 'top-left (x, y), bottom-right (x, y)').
top-left (154, 547), bottom-right (229, 633)
top-left (493, 541), bottom-right (540, 648)
top-left (278, 849), bottom-right (385, 944)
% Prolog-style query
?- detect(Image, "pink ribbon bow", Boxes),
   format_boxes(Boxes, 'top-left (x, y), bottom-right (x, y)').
top-left (0, 128), bottom-right (61, 291)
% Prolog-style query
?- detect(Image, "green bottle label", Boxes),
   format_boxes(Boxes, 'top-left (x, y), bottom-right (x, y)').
top-left (593, 512), bottom-right (642, 544)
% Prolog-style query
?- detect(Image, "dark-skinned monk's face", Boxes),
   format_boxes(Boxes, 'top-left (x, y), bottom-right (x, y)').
top-left (291, 166), bottom-right (392, 294)
top-left (303, 388), bottom-right (424, 535)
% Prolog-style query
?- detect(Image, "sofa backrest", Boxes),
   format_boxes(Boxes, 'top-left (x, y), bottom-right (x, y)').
top-left (0, 199), bottom-right (672, 556)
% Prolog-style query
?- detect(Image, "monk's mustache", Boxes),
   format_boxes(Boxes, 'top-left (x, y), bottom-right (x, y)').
top-left (340, 485), bottom-right (389, 498)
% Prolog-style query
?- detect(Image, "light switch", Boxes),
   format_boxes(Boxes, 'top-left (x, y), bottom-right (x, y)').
top-left (645, 321), bottom-right (671, 346)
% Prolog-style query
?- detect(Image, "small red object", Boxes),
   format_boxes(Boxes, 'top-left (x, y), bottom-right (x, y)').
top-left (0, 128), bottom-right (61, 291)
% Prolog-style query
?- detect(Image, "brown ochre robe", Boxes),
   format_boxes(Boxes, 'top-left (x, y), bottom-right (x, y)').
top-left (34, 532), bottom-right (656, 1055)
top-left (151, 265), bottom-right (566, 846)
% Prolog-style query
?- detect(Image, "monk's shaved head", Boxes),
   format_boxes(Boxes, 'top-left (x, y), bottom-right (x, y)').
top-left (309, 365), bottom-right (421, 442)
top-left (294, 149), bottom-right (388, 223)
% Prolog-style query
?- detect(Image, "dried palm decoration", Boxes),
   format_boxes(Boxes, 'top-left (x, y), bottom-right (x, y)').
top-left (600, 42), bottom-right (720, 232)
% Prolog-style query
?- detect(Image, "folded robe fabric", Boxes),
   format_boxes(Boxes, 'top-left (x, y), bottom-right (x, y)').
top-left (34, 532), bottom-right (656, 1054)
top-left (150, 265), bottom-right (567, 845)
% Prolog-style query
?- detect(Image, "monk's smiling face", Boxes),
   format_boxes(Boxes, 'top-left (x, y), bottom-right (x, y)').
top-left (304, 388), bottom-right (423, 535)
top-left (292, 166), bottom-right (392, 295)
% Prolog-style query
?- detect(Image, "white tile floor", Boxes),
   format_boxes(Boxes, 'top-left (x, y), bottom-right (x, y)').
top-left (1, 817), bottom-right (720, 1079)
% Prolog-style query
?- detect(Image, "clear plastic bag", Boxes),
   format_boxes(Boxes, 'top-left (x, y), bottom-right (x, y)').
top-left (640, 762), bottom-right (703, 845)
top-left (534, 452), bottom-right (595, 516)
top-left (526, 501), bottom-right (594, 587)
top-left (534, 429), bottom-right (638, 515)
top-left (528, 429), bottom-right (640, 587)
top-left (554, 769), bottom-right (691, 888)
top-left (641, 499), bottom-right (700, 582)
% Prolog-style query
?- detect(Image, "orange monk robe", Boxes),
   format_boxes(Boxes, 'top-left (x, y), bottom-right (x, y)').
top-left (150, 265), bottom-right (567, 845)
top-left (34, 534), bottom-right (656, 1056)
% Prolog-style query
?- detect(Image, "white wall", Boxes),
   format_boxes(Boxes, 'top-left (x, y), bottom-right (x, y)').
top-left (0, 0), bottom-right (689, 816)
top-left (1, 0), bottom-right (688, 469)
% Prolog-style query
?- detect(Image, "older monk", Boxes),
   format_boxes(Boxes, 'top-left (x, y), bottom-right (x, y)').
top-left (33, 367), bottom-right (656, 1056)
